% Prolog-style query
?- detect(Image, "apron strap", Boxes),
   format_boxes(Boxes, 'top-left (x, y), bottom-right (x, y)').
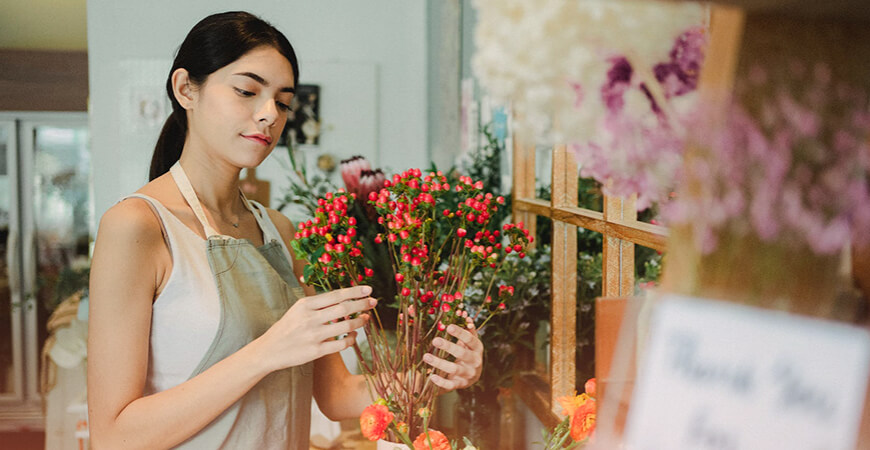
top-left (170, 162), bottom-right (222, 238)
top-left (239, 191), bottom-right (270, 236)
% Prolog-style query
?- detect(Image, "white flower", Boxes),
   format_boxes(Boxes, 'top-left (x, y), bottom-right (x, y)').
top-left (472, 0), bottom-right (705, 144)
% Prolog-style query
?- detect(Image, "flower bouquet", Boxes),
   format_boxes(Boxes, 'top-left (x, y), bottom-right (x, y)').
top-left (289, 167), bottom-right (532, 445)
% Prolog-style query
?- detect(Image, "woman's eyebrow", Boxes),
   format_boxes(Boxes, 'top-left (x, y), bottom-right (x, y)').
top-left (233, 72), bottom-right (296, 93)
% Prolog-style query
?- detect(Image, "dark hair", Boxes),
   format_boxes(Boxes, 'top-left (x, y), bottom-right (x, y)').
top-left (149, 11), bottom-right (299, 181)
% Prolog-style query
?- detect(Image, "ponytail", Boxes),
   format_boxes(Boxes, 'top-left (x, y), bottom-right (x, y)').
top-left (146, 11), bottom-right (299, 180)
top-left (150, 109), bottom-right (187, 181)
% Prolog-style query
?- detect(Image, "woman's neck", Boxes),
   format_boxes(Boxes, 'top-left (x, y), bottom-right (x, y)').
top-left (177, 151), bottom-right (244, 217)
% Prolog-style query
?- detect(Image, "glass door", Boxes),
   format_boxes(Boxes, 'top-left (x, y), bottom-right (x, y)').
top-left (0, 112), bottom-right (91, 429)
top-left (21, 117), bottom-right (92, 404)
top-left (0, 119), bottom-right (23, 403)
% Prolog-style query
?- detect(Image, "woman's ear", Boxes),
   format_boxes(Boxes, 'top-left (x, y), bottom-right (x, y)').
top-left (171, 68), bottom-right (196, 109)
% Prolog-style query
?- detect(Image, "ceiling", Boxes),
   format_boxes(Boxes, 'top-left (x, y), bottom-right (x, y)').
top-left (0, 0), bottom-right (87, 50)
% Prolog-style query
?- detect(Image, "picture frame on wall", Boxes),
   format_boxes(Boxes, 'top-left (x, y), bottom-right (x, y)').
top-left (279, 84), bottom-right (321, 147)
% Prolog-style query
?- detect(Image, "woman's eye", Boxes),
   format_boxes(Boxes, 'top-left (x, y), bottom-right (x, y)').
top-left (276, 102), bottom-right (291, 112)
top-left (234, 87), bottom-right (255, 97)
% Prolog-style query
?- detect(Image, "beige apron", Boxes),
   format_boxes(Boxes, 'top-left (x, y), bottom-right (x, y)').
top-left (168, 162), bottom-right (312, 449)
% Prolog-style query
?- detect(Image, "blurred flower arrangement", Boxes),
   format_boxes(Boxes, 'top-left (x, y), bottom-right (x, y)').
top-left (473, 0), bottom-right (706, 210)
top-left (571, 27), bottom-right (706, 210)
top-left (288, 159), bottom-right (532, 443)
top-left (473, 0), bottom-right (870, 256)
top-left (666, 62), bottom-right (870, 254)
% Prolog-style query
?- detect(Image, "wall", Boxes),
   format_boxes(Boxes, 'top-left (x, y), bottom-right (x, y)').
top-left (87, 0), bottom-right (427, 223)
top-left (0, 0), bottom-right (87, 51)
top-left (426, 0), bottom-right (461, 171)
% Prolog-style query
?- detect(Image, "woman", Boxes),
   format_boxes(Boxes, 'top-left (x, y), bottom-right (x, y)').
top-left (87, 11), bottom-right (483, 449)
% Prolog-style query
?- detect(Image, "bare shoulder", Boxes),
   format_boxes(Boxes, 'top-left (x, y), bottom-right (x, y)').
top-left (97, 173), bottom-right (179, 242)
top-left (98, 197), bottom-right (164, 244)
top-left (91, 195), bottom-right (169, 303)
top-left (93, 176), bottom-right (175, 278)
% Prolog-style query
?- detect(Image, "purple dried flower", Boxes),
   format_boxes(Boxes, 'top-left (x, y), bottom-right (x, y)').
top-left (602, 57), bottom-right (633, 114)
top-left (667, 62), bottom-right (870, 255)
top-left (574, 27), bottom-right (708, 210)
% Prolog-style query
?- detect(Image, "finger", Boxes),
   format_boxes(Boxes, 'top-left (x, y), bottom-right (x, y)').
top-left (429, 373), bottom-right (468, 391)
top-left (432, 337), bottom-right (472, 363)
top-left (318, 314), bottom-right (369, 340)
top-left (317, 297), bottom-right (377, 323)
top-left (465, 317), bottom-right (479, 334)
top-left (318, 332), bottom-right (357, 355)
top-left (445, 324), bottom-right (482, 351)
top-left (422, 352), bottom-right (465, 376)
top-left (305, 285), bottom-right (372, 310)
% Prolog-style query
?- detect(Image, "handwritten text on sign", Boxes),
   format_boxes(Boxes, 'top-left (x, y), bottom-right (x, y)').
top-left (625, 296), bottom-right (870, 450)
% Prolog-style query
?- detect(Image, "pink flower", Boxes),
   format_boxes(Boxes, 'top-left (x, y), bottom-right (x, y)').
top-left (585, 378), bottom-right (597, 397)
top-left (358, 169), bottom-right (387, 201)
top-left (340, 155), bottom-right (371, 195)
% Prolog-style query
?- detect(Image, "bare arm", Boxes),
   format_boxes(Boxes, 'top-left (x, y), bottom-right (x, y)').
top-left (87, 202), bottom-right (375, 449)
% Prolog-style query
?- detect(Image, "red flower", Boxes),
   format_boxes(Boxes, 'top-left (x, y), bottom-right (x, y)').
top-left (570, 398), bottom-right (596, 442)
top-left (413, 429), bottom-right (450, 450)
top-left (360, 404), bottom-right (394, 441)
top-left (585, 378), bottom-right (597, 398)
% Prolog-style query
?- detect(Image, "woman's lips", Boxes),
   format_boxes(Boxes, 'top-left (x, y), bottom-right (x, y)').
top-left (242, 134), bottom-right (272, 146)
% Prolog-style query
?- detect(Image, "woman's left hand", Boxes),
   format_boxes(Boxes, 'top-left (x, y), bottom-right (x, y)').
top-left (422, 317), bottom-right (483, 391)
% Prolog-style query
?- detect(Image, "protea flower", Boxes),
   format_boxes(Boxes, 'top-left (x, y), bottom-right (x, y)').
top-left (340, 155), bottom-right (372, 196)
top-left (358, 169), bottom-right (387, 219)
top-left (358, 169), bottom-right (387, 200)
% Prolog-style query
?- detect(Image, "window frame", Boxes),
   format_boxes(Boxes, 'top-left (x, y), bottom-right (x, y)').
top-left (510, 143), bottom-right (668, 427)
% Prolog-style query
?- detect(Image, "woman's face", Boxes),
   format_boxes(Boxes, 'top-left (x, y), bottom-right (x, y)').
top-left (186, 45), bottom-right (296, 169)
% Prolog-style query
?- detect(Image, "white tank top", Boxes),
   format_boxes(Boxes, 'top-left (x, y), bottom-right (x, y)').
top-left (122, 193), bottom-right (290, 395)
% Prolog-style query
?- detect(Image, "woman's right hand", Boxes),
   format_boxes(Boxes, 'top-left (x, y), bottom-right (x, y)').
top-left (254, 285), bottom-right (376, 372)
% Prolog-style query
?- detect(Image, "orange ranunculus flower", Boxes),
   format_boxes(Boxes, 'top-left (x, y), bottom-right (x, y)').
top-left (570, 397), bottom-right (596, 442)
top-left (413, 429), bottom-right (451, 450)
top-left (360, 404), bottom-right (394, 441)
top-left (557, 392), bottom-right (591, 417)
top-left (585, 378), bottom-right (597, 398)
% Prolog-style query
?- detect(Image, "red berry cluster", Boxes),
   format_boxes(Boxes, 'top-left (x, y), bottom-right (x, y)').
top-left (290, 189), bottom-right (374, 290)
top-left (291, 168), bottom-right (532, 333)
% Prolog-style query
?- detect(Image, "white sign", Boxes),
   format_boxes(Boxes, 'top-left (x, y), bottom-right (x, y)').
top-left (625, 295), bottom-right (870, 450)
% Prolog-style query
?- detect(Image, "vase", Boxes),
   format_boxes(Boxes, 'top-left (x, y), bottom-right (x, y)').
top-left (376, 438), bottom-right (409, 450)
top-left (454, 388), bottom-right (501, 450)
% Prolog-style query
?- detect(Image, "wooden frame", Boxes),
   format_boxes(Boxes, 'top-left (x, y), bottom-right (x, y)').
top-left (510, 129), bottom-right (668, 428)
